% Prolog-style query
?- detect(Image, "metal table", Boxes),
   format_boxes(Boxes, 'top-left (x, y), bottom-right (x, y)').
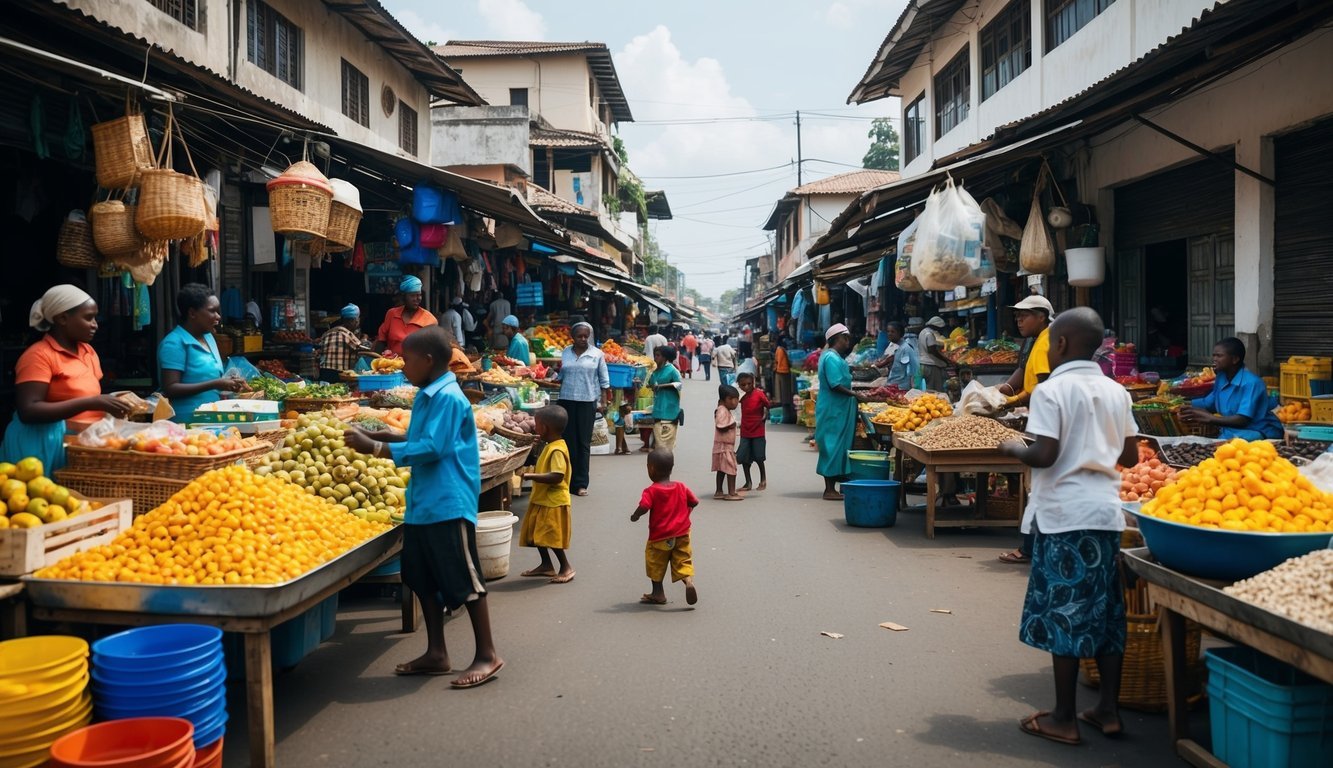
top-left (891, 435), bottom-right (1028, 538)
top-left (1122, 548), bottom-right (1333, 768)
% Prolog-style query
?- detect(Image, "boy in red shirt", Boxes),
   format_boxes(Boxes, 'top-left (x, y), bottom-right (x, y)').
top-left (631, 449), bottom-right (700, 606)
top-left (736, 372), bottom-right (771, 491)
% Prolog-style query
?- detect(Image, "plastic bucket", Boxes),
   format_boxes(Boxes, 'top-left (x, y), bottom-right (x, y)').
top-left (191, 711), bottom-right (227, 751)
top-left (476, 511), bottom-right (518, 580)
top-left (847, 450), bottom-right (893, 481)
top-left (92, 655), bottom-right (225, 693)
top-left (192, 737), bottom-right (223, 768)
top-left (48, 717), bottom-right (194, 768)
top-left (0, 636), bottom-right (88, 679)
top-left (1065, 247), bottom-right (1106, 287)
top-left (841, 480), bottom-right (901, 527)
top-left (92, 626), bottom-right (222, 670)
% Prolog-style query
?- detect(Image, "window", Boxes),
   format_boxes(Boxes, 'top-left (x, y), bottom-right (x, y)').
top-left (509, 88), bottom-right (529, 108)
top-left (981, 1), bottom-right (1031, 100)
top-left (903, 93), bottom-right (926, 165)
top-left (399, 104), bottom-right (418, 156)
top-left (247, 1), bottom-right (302, 90)
top-left (934, 47), bottom-right (970, 138)
top-left (1046, 0), bottom-right (1116, 51)
top-left (146, 0), bottom-right (199, 30)
top-left (341, 59), bottom-right (370, 127)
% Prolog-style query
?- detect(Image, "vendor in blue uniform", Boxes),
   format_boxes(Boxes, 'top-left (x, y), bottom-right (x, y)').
top-left (159, 283), bottom-right (246, 422)
top-left (1179, 337), bottom-right (1282, 440)
top-left (500, 315), bottom-right (531, 364)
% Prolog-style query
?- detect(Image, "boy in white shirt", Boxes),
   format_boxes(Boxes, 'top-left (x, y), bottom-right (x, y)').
top-left (999, 307), bottom-right (1138, 747)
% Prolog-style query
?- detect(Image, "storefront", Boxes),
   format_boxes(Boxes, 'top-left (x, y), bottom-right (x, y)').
top-left (1273, 116), bottom-right (1333, 360)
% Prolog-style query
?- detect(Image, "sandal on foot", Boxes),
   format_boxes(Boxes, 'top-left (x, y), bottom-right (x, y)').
top-left (1077, 710), bottom-right (1123, 737)
top-left (823, 492), bottom-right (844, 501)
top-left (549, 571), bottom-right (576, 584)
top-left (395, 661), bottom-right (452, 676)
top-left (998, 550), bottom-right (1031, 564)
top-left (520, 568), bottom-right (556, 578)
top-left (1019, 712), bottom-right (1081, 746)
top-left (451, 661), bottom-right (503, 689)
top-left (639, 594), bottom-right (667, 605)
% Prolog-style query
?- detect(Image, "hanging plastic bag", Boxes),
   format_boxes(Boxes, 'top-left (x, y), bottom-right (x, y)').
top-left (954, 184), bottom-right (994, 288)
top-left (981, 197), bottom-right (1023, 273)
top-left (895, 217), bottom-right (923, 292)
top-left (224, 356), bottom-right (263, 381)
top-left (911, 176), bottom-right (985, 290)
top-left (1020, 174), bottom-right (1056, 274)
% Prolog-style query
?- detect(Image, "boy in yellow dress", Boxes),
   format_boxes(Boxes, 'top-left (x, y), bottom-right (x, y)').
top-left (519, 406), bottom-right (576, 583)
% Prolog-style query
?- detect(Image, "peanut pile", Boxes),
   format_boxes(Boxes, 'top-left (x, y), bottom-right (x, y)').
top-left (908, 415), bottom-right (1024, 451)
top-left (1223, 549), bottom-right (1333, 633)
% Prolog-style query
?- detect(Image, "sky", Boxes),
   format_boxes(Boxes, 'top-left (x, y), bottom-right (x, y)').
top-left (385, 0), bottom-right (908, 299)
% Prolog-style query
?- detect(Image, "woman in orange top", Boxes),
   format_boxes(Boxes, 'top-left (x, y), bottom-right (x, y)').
top-left (1, 285), bottom-right (131, 472)
top-left (374, 275), bottom-right (437, 356)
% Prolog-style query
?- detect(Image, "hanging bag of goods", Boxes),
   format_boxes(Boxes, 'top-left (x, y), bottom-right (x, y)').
top-left (56, 209), bottom-right (99, 269)
top-left (117, 239), bottom-right (169, 285)
top-left (136, 107), bottom-right (207, 241)
top-left (90, 94), bottom-right (154, 189)
top-left (266, 159), bottom-right (333, 240)
top-left (911, 175), bottom-right (985, 290)
top-left (1019, 165), bottom-right (1056, 274)
top-left (91, 192), bottom-right (144, 257)
top-left (324, 179), bottom-right (362, 252)
top-left (894, 218), bottom-right (924, 291)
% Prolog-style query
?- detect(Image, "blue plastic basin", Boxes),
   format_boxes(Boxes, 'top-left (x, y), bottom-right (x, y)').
top-left (842, 479), bottom-right (901, 527)
top-left (847, 450), bottom-right (892, 481)
top-left (93, 672), bottom-right (222, 712)
top-left (97, 688), bottom-right (224, 725)
top-left (1131, 510), bottom-right (1333, 581)
top-left (92, 625), bottom-right (222, 668)
top-left (193, 711), bottom-right (228, 749)
top-left (92, 654), bottom-right (224, 694)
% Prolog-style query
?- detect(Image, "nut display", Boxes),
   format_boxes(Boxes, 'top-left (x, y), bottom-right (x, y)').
top-left (904, 415), bottom-right (1022, 450)
top-left (892, 394), bottom-right (953, 432)
top-left (1277, 440), bottom-right (1329, 464)
top-left (1223, 549), bottom-right (1333, 633)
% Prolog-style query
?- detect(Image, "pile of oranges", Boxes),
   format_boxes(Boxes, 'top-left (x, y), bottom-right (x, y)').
top-left (1140, 438), bottom-right (1332, 533)
top-left (1277, 400), bottom-right (1312, 423)
top-left (35, 466), bottom-right (389, 585)
top-left (893, 394), bottom-right (953, 432)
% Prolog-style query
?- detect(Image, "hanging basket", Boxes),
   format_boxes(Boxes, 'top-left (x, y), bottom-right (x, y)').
top-left (90, 96), bottom-right (154, 189)
top-left (136, 107), bottom-right (207, 241)
top-left (91, 199), bottom-right (144, 256)
top-left (267, 160), bottom-right (333, 240)
top-left (324, 179), bottom-right (361, 252)
top-left (57, 211), bottom-right (100, 269)
top-left (115, 240), bottom-right (169, 285)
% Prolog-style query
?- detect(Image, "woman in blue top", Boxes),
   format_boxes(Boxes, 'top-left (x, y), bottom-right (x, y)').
top-left (159, 284), bottom-right (245, 422)
top-left (501, 315), bottom-right (531, 364)
top-left (555, 322), bottom-right (610, 496)
top-left (815, 324), bottom-right (870, 500)
top-left (1181, 337), bottom-right (1282, 440)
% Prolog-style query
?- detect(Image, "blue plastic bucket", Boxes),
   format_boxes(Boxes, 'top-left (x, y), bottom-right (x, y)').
top-left (841, 479), bottom-right (900, 527)
top-left (92, 625), bottom-right (222, 668)
top-left (1205, 646), bottom-right (1333, 768)
top-left (193, 710), bottom-right (228, 748)
top-left (847, 450), bottom-right (893, 481)
top-left (92, 654), bottom-right (224, 693)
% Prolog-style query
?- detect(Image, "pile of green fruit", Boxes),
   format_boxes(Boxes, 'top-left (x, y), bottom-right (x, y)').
top-left (254, 413), bottom-right (407, 524)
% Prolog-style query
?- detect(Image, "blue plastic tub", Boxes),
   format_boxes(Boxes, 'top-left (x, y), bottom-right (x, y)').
top-left (1130, 509), bottom-right (1333, 581)
top-left (847, 450), bottom-right (892, 481)
top-left (841, 480), bottom-right (901, 527)
top-left (92, 655), bottom-right (224, 696)
top-left (96, 688), bottom-right (224, 724)
top-left (366, 554), bottom-right (402, 578)
top-left (193, 710), bottom-right (228, 749)
top-left (355, 372), bottom-right (405, 392)
top-left (1205, 646), bottom-right (1333, 768)
top-left (91, 624), bottom-right (222, 668)
top-left (607, 363), bottom-right (635, 389)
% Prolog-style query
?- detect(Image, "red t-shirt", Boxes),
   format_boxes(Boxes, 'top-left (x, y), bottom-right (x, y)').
top-left (639, 481), bottom-right (699, 541)
top-left (740, 389), bottom-right (771, 439)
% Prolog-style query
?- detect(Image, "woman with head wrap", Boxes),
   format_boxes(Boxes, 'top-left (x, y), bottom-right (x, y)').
top-left (815, 323), bottom-right (871, 500)
top-left (159, 283), bottom-right (246, 423)
top-left (555, 321), bottom-right (610, 496)
top-left (374, 274), bottom-right (437, 356)
top-left (318, 304), bottom-right (378, 382)
top-left (1, 285), bottom-right (131, 472)
top-left (500, 315), bottom-right (530, 365)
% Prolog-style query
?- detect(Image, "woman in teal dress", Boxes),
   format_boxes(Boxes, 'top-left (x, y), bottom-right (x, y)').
top-left (816, 323), bottom-right (869, 500)
top-left (158, 284), bottom-right (245, 423)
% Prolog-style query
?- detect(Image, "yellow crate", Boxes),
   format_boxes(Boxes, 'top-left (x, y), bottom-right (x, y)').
top-left (242, 334), bottom-right (264, 353)
top-left (1311, 397), bottom-right (1333, 424)
top-left (1279, 357), bottom-right (1332, 400)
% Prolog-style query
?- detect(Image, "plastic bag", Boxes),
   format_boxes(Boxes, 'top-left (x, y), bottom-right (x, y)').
top-left (895, 218), bottom-right (923, 292)
top-left (591, 414), bottom-right (610, 446)
top-left (77, 415), bottom-right (183, 449)
top-left (956, 186), bottom-right (996, 288)
top-left (911, 177), bottom-right (985, 290)
top-left (981, 197), bottom-right (1023, 273)
top-left (1020, 185), bottom-right (1056, 274)
top-left (225, 356), bottom-right (262, 381)
top-left (957, 380), bottom-right (1008, 415)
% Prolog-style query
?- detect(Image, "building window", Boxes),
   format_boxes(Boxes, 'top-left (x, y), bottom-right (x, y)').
top-left (903, 92), bottom-right (926, 165)
top-left (981, 1), bottom-right (1031, 100)
top-left (399, 104), bottom-right (418, 156)
top-left (341, 59), bottom-right (370, 127)
top-left (1046, 0), bottom-right (1117, 51)
top-left (934, 47), bottom-right (970, 138)
top-left (509, 88), bottom-right (529, 108)
top-left (146, 0), bottom-right (199, 30)
top-left (247, 0), bottom-right (302, 90)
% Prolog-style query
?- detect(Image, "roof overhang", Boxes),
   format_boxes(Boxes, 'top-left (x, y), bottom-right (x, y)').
top-left (436, 42), bottom-right (631, 123)
top-left (762, 196), bottom-right (800, 230)
top-left (644, 190), bottom-right (672, 220)
top-left (849, 0), bottom-right (969, 104)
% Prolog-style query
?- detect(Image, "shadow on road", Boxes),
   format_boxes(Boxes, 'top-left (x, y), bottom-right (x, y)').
top-left (595, 601), bottom-right (696, 614)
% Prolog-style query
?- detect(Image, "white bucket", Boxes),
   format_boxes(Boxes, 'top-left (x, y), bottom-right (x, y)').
top-left (476, 510), bottom-right (518, 580)
top-left (1065, 247), bottom-right (1105, 287)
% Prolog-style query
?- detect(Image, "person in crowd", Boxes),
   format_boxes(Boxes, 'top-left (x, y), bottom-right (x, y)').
top-left (999, 308), bottom-right (1136, 746)
top-left (878, 322), bottom-right (918, 390)
top-left (612, 403), bottom-right (633, 455)
top-left (772, 332), bottom-right (793, 424)
top-left (680, 330), bottom-right (699, 378)
top-left (643, 326), bottom-right (669, 362)
top-left (442, 296), bottom-right (476, 351)
top-left (1180, 337), bottom-right (1282, 440)
top-left (555, 322), bottom-right (610, 497)
top-left (998, 295), bottom-right (1056, 565)
top-left (648, 346), bottom-right (683, 451)
top-left (519, 405), bottom-right (576, 584)
top-left (737, 371), bottom-right (770, 492)
top-left (500, 315), bottom-right (531, 365)
top-left (816, 324), bottom-right (870, 501)
top-left (738, 325), bottom-right (754, 362)
top-left (631, 448), bottom-right (700, 606)
top-left (318, 304), bottom-right (376, 382)
top-left (343, 327), bottom-right (502, 688)
top-left (2, 285), bottom-right (131, 471)
top-left (713, 336), bottom-right (738, 386)
top-left (698, 334), bottom-right (715, 381)
top-left (918, 315), bottom-right (950, 392)
top-left (375, 275), bottom-right (437, 357)
top-left (713, 384), bottom-right (743, 501)
top-left (442, 326), bottom-right (478, 376)
top-left (159, 283), bottom-right (246, 423)
top-left (486, 290), bottom-right (512, 351)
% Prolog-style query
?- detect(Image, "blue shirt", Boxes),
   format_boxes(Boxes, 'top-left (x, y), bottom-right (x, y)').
top-left (650, 363), bottom-right (682, 421)
top-left (158, 325), bottom-right (224, 422)
top-left (507, 333), bottom-right (531, 364)
top-left (1192, 367), bottom-right (1282, 440)
top-left (558, 345), bottom-right (610, 402)
top-left (887, 342), bottom-right (919, 390)
top-left (389, 372), bottom-right (481, 524)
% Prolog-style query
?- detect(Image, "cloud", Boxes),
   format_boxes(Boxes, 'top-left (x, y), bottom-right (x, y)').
top-left (389, 7), bottom-right (454, 46)
top-left (826, 0), bottom-right (905, 29)
top-left (826, 2), bottom-right (854, 28)
top-left (476, 0), bottom-right (547, 40)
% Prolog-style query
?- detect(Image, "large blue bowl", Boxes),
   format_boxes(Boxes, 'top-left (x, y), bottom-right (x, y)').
top-left (92, 654), bottom-right (225, 694)
top-left (92, 644), bottom-right (221, 675)
top-left (93, 677), bottom-right (222, 713)
top-left (1131, 509), bottom-right (1333, 581)
top-left (96, 687), bottom-right (225, 725)
top-left (193, 710), bottom-right (228, 748)
top-left (92, 625), bottom-right (222, 668)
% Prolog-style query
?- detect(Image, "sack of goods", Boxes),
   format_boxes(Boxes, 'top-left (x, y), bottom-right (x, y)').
top-left (910, 176), bottom-right (989, 290)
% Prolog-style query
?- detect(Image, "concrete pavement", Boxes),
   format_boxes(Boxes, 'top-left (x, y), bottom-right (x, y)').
top-left (224, 374), bottom-right (1204, 767)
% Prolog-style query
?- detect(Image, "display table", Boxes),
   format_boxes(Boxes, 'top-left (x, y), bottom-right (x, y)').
top-left (1122, 548), bottom-right (1333, 768)
top-left (891, 435), bottom-right (1028, 538)
top-left (0, 581), bottom-right (23, 639)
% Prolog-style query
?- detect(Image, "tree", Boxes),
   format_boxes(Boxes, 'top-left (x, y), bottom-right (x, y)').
top-left (862, 117), bottom-right (900, 171)
top-left (719, 288), bottom-right (743, 313)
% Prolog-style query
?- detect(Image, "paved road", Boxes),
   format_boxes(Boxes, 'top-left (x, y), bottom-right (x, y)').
top-left (225, 374), bottom-right (1204, 767)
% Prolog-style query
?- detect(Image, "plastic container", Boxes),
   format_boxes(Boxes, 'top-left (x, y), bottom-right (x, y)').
top-left (365, 554), bottom-right (402, 578)
top-left (92, 626), bottom-right (221, 670)
top-left (270, 594), bottom-right (338, 670)
top-left (1130, 509), bottom-right (1333, 581)
top-left (841, 480), bottom-right (901, 527)
top-left (92, 656), bottom-right (224, 695)
top-left (353, 372), bottom-right (405, 392)
top-left (847, 450), bottom-right (893, 481)
top-left (48, 717), bottom-right (194, 768)
top-left (1064, 246), bottom-right (1106, 287)
top-left (412, 184), bottom-right (461, 224)
top-left (607, 363), bottom-right (635, 389)
top-left (1280, 357), bottom-right (1333, 400)
top-left (1205, 646), bottom-right (1333, 768)
top-left (0, 636), bottom-right (88, 679)
top-left (192, 737), bottom-right (223, 768)
top-left (476, 511), bottom-right (518, 580)
top-left (190, 712), bottom-right (227, 752)
top-left (1309, 379), bottom-right (1333, 397)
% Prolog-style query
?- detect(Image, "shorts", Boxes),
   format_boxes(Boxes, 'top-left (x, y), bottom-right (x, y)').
top-left (653, 421), bottom-right (678, 451)
top-left (401, 519), bottom-right (487, 611)
top-left (1019, 529), bottom-right (1126, 658)
top-left (645, 534), bottom-right (694, 583)
top-left (711, 448), bottom-right (737, 475)
top-left (519, 503), bottom-right (571, 549)
top-left (737, 436), bottom-right (766, 464)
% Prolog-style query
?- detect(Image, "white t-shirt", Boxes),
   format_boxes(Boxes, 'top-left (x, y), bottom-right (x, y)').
top-left (917, 326), bottom-right (948, 367)
top-left (1023, 360), bottom-right (1136, 535)
top-left (713, 343), bottom-right (736, 369)
top-left (643, 333), bottom-right (668, 361)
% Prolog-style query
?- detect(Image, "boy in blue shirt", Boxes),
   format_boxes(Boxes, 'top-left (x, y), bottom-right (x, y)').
top-left (345, 326), bottom-right (503, 688)
top-left (1181, 337), bottom-right (1282, 440)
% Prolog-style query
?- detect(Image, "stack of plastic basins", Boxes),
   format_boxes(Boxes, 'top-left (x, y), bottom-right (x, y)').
top-left (91, 626), bottom-right (226, 756)
top-left (0, 636), bottom-right (93, 768)
top-left (48, 717), bottom-right (195, 768)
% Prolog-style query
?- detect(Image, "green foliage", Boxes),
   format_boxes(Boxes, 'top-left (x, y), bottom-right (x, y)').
top-left (862, 117), bottom-right (900, 171)
top-left (611, 135), bottom-right (629, 166)
top-left (602, 193), bottom-right (621, 217)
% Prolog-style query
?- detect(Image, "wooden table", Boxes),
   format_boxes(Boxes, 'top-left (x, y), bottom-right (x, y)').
top-left (1122, 548), bottom-right (1333, 768)
top-left (0, 581), bottom-right (24, 639)
top-left (891, 435), bottom-right (1028, 538)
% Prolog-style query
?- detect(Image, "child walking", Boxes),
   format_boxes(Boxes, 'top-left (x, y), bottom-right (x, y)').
top-left (613, 403), bottom-right (632, 455)
top-left (631, 449), bottom-right (700, 605)
top-left (736, 372), bottom-right (770, 492)
top-left (999, 308), bottom-right (1137, 745)
top-left (713, 384), bottom-right (743, 500)
top-left (519, 405), bottom-right (576, 583)
top-left (343, 326), bottom-right (502, 688)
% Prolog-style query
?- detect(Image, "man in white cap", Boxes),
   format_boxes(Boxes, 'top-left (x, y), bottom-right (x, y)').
top-left (998, 293), bottom-right (1055, 566)
top-left (442, 296), bottom-right (476, 350)
top-left (917, 316), bottom-right (950, 392)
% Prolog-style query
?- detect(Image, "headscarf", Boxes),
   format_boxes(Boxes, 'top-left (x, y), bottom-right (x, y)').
top-left (825, 322), bottom-right (850, 342)
top-left (501, 314), bottom-right (520, 329)
top-left (340, 304), bottom-right (360, 320)
top-left (571, 321), bottom-right (593, 335)
top-left (927, 316), bottom-right (946, 329)
top-left (400, 275), bottom-right (423, 293)
top-left (30, 284), bottom-right (93, 331)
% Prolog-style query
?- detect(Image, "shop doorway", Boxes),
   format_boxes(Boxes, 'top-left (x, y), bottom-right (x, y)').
top-left (1143, 240), bottom-right (1188, 359)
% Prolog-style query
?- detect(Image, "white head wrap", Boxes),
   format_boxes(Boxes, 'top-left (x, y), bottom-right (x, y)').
top-left (30, 285), bottom-right (94, 331)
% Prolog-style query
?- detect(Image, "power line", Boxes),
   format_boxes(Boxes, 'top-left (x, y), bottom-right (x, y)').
top-left (638, 161), bottom-right (793, 180)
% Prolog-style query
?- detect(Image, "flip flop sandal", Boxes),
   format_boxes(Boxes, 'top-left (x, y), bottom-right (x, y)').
top-left (395, 662), bottom-right (452, 676)
top-left (549, 571), bottom-right (576, 584)
top-left (1077, 711), bottom-right (1124, 737)
top-left (1019, 712), bottom-right (1081, 746)
top-left (998, 551), bottom-right (1031, 564)
top-left (639, 595), bottom-right (668, 605)
top-left (450, 661), bottom-right (504, 689)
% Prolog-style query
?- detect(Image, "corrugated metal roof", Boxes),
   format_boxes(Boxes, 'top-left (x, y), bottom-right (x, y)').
top-left (848, 0), bottom-right (969, 104)
top-left (793, 169), bottom-right (901, 196)
top-left (529, 126), bottom-right (606, 149)
top-left (436, 40), bottom-right (633, 123)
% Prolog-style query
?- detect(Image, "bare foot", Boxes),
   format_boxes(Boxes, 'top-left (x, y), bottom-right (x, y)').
top-left (822, 491), bottom-right (844, 501)
top-left (639, 594), bottom-right (667, 604)
top-left (520, 566), bottom-right (556, 578)
top-left (739, 484), bottom-right (752, 492)
top-left (549, 569), bottom-right (576, 584)
top-left (721, 494), bottom-right (744, 501)
top-left (394, 651), bottom-right (451, 676)
top-left (684, 579), bottom-right (698, 605)
top-left (575, 489), bottom-right (589, 497)
top-left (450, 658), bottom-right (504, 689)
top-left (1078, 708), bottom-right (1124, 737)
top-left (638, 446), bottom-right (651, 453)
top-left (713, 492), bottom-right (725, 499)
top-left (756, 482), bottom-right (766, 491)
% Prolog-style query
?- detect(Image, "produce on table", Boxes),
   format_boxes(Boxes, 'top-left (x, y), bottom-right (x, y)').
top-left (870, 406), bottom-right (910, 426)
top-left (1277, 401), bottom-right (1312, 423)
top-left (370, 357), bottom-right (404, 373)
top-left (862, 385), bottom-right (909, 405)
top-left (381, 408), bottom-right (410, 431)
top-left (349, 415), bottom-right (390, 432)
top-left (1120, 441), bottom-right (1177, 502)
top-left (272, 331), bottom-right (313, 344)
top-left (246, 376), bottom-right (292, 401)
top-left (1139, 438), bottom-right (1332, 532)
top-left (369, 386), bottom-right (416, 409)
top-left (34, 465), bottom-right (390, 584)
top-left (1161, 442), bottom-right (1221, 468)
top-left (599, 340), bottom-right (652, 367)
top-left (903, 415), bottom-right (1023, 450)
top-left (1277, 440), bottom-right (1328, 463)
top-left (0, 458), bottom-right (91, 529)
top-left (83, 426), bottom-right (259, 456)
top-left (294, 382), bottom-right (352, 399)
top-left (1169, 367), bottom-right (1216, 392)
top-left (478, 430), bottom-right (516, 460)
top-left (1222, 549), bottom-right (1333, 633)
top-left (502, 410), bottom-right (536, 434)
top-left (256, 359), bottom-right (295, 379)
top-left (254, 412), bottom-right (409, 524)
top-left (891, 394), bottom-right (954, 432)
top-left (530, 325), bottom-right (572, 351)
top-left (478, 368), bottom-right (522, 386)
top-left (489, 354), bottom-right (524, 368)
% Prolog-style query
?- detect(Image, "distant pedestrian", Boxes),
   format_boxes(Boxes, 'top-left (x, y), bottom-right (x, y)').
top-left (713, 338), bottom-right (737, 386)
top-left (519, 406), bottom-right (576, 584)
top-left (698, 335), bottom-right (715, 380)
top-left (612, 403), bottom-right (633, 455)
top-left (712, 384), bottom-right (743, 501)
top-left (631, 449), bottom-right (700, 606)
top-left (648, 346), bottom-right (683, 451)
top-left (680, 331), bottom-right (698, 377)
top-left (736, 371), bottom-right (770, 492)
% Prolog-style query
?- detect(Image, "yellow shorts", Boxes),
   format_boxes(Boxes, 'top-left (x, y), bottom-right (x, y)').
top-left (645, 534), bottom-right (693, 583)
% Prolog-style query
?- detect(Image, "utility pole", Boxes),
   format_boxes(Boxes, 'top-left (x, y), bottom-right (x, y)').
top-left (795, 110), bottom-right (803, 186)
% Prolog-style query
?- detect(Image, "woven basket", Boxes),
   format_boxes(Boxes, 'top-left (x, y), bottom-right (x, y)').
top-left (57, 212), bottom-right (99, 269)
top-left (136, 108), bottom-right (206, 241)
top-left (53, 470), bottom-right (188, 516)
top-left (267, 161), bottom-right (332, 240)
top-left (91, 199), bottom-right (144, 256)
top-left (491, 424), bottom-right (536, 446)
top-left (324, 200), bottom-right (361, 251)
top-left (283, 396), bottom-right (360, 414)
top-left (63, 442), bottom-right (273, 482)
top-left (116, 239), bottom-right (169, 286)
top-left (90, 98), bottom-right (154, 189)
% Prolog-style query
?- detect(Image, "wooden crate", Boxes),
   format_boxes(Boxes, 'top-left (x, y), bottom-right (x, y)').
top-left (0, 497), bottom-right (132, 577)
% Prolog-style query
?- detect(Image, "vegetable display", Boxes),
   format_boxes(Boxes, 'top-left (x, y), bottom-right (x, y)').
top-left (1120, 441), bottom-right (1177, 502)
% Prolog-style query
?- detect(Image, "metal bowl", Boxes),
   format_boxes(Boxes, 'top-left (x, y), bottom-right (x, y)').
top-left (1130, 508), bottom-right (1333, 581)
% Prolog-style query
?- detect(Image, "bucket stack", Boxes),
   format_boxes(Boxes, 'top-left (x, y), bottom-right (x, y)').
top-left (0, 636), bottom-right (93, 768)
top-left (48, 717), bottom-right (197, 768)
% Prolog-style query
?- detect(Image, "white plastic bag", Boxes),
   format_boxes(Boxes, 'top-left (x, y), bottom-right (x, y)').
top-left (957, 380), bottom-right (1008, 415)
top-left (911, 177), bottom-right (985, 290)
top-left (895, 218), bottom-right (923, 292)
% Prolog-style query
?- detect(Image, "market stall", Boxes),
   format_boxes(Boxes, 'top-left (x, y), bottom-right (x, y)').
top-left (892, 429), bottom-right (1028, 538)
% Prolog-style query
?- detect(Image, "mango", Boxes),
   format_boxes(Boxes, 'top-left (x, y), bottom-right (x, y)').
top-left (9, 512), bottom-right (42, 529)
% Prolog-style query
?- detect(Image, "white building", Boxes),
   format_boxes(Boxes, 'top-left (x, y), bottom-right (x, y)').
top-left (765, 169), bottom-right (900, 282)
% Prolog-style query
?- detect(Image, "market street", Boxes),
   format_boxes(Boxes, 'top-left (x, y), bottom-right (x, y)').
top-left (225, 376), bottom-right (1200, 768)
